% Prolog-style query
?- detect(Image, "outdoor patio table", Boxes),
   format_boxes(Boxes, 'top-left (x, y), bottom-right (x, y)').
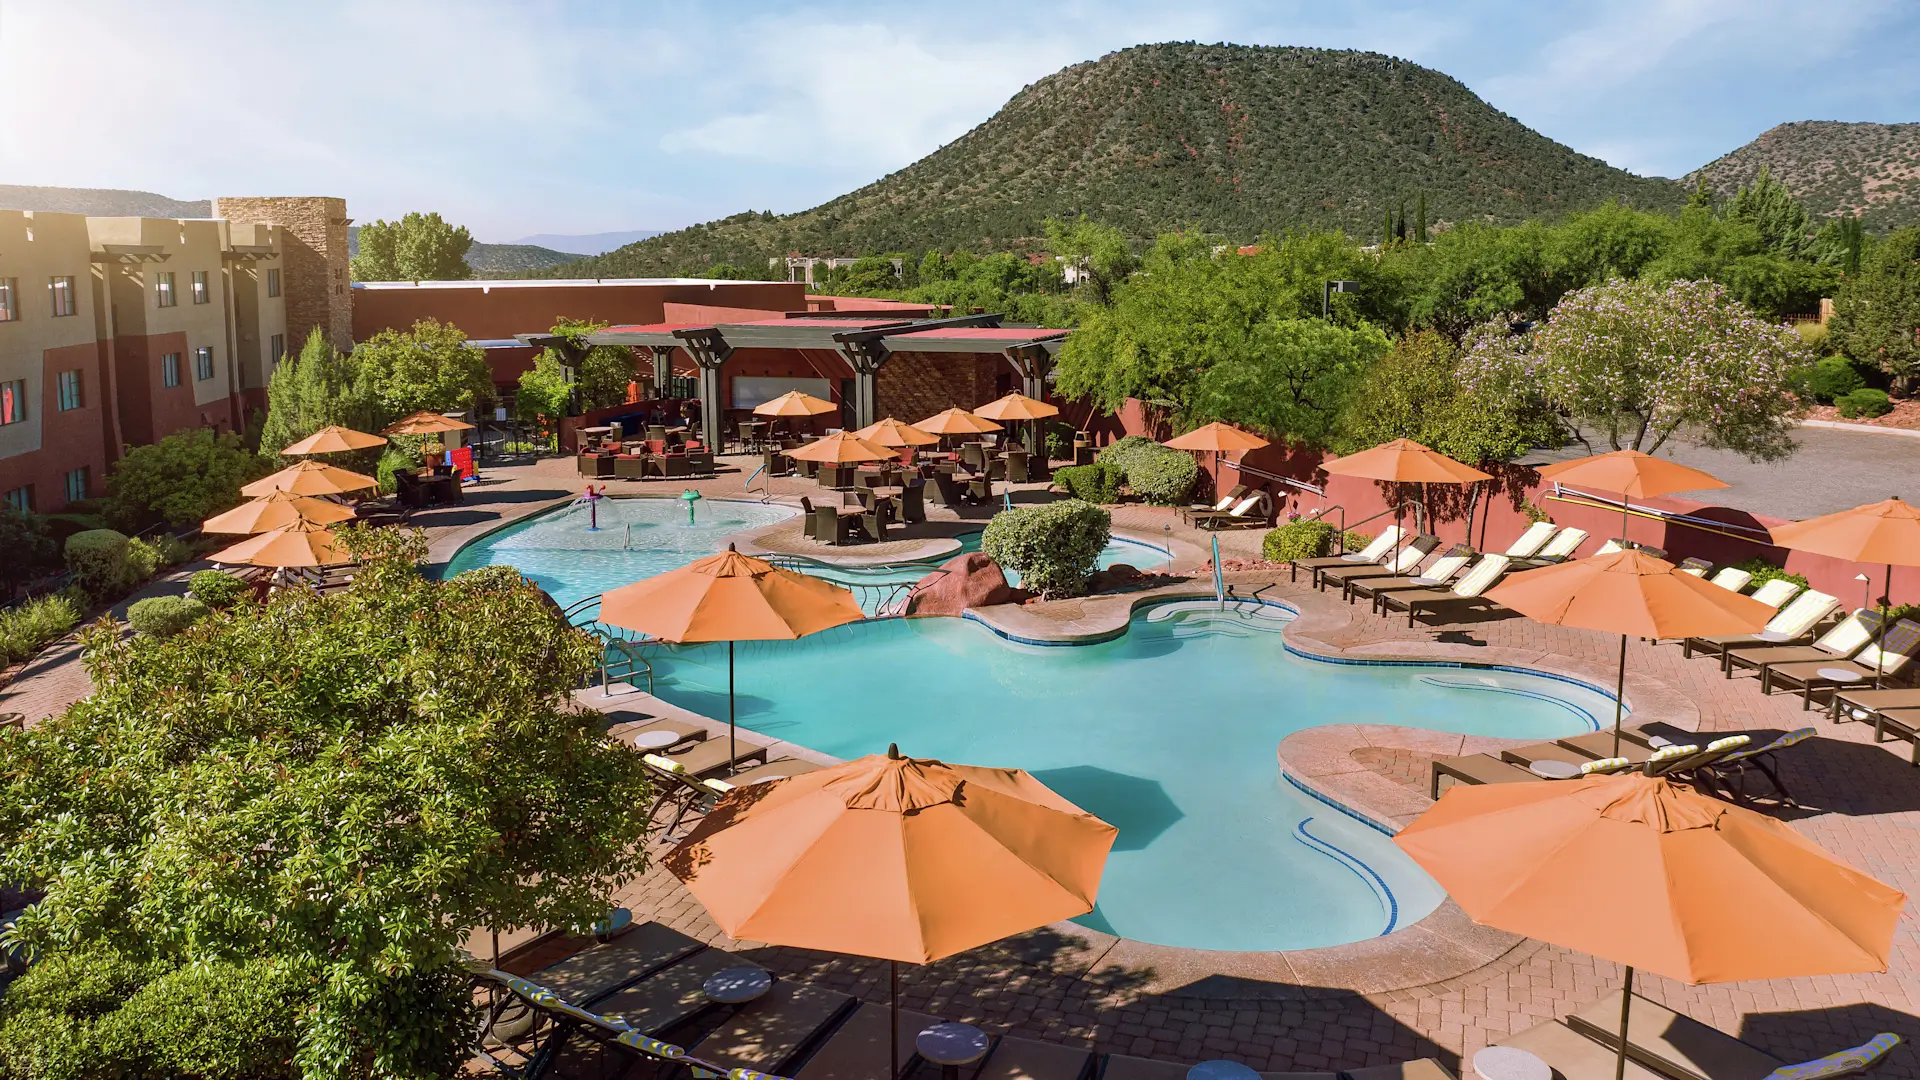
top-left (1473, 1045), bottom-right (1550, 1080)
top-left (628, 729), bottom-right (684, 751)
top-left (1527, 759), bottom-right (1582, 780)
top-left (1817, 666), bottom-right (1865, 684)
top-left (917, 1022), bottom-right (990, 1080)
top-left (702, 966), bottom-right (773, 1005)
top-left (1188, 1062), bottom-right (1259, 1080)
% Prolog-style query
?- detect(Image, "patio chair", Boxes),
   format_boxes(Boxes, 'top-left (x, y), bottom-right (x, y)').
top-left (1291, 525), bottom-right (1406, 584)
top-left (1509, 526), bottom-right (1589, 567)
top-left (521, 920), bottom-right (709, 1008)
top-left (1345, 545), bottom-right (1476, 606)
top-left (639, 754), bottom-right (726, 837)
top-left (1193, 491), bottom-right (1275, 531)
top-left (1500, 520), bottom-right (1561, 559)
top-left (1006, 449), bottom-right (1030, 483)
top-left (660, 734), bottom-right (773, 777)
top-left (1681, 590), bottom-right (1841, 667)
top-left (614, 453), bottom-right (650, 480)
top-left (800, 496), bottom-right (819, 539)
top-left (1377, 554), bottom-right (1513, 627)
top-left (661, 454), bottom-right (692, 479)
top-left (1676, 557), bottom-right (1713, 576)
top-left (1646, 736), bottom-right (1750, 785)
top-left (860, 502), bottom-right (890, 542)
top-left (1694, 727), bottom-right (1815, 805)
top-left (814, 505), bottom-right (857, 545)
top-left (967, 475), bottom-right (993, 504)
top-left (792, 1001), bottom-right (943, 1080)
top-left (1317, 533), bottom-right (1439, 592)
top-left (1720, 608), bottom-right (1880, 680)
top-left (1764, 618), bottom-right (1920, 709)
top-left (1430, 752), bottom-right (1538, 799)
top-left (1182, 484), bottom-right (1249, 525)
top-left (685, 450), bottom-right (715, 476)
top-left (930, 470), bottom-right (964, 508)
top-left (1706, 566), bottom-right (1755, 592)
top-left (899, 479), bottom-right (926, 523)
top-left (1564, 991), bottom-right (1789, 1080)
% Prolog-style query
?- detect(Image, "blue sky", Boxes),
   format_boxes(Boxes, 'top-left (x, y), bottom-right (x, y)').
top-left (3, 1), bottom-right (1916, 241)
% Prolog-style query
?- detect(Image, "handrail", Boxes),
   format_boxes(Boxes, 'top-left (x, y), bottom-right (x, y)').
top-left (1219, 458), bottom-right (1324, 495)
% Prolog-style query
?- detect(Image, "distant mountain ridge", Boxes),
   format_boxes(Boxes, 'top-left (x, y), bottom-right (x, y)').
top-left (0, 184), bottom-right (210, 218)
top-left (543, 42), bottom-right (1689, 279)
top-left (507, 230), bottom-right (664, 256)
top-left (1686, 121), bottom-right (1920, 230)
top-left (344, 227), bottom-right (585, 277)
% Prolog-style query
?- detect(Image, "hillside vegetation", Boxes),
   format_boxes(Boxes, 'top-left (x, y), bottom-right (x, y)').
top-left (0, 185), bottom-right (210, 218)
top-left (1688, 121), bottom-right (1920, 231)
top-left (547, 42), bottom-right (1686, 278)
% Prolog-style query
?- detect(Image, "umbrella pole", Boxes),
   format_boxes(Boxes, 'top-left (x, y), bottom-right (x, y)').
top-left (728, 641), bottom-right (737, 777)
top-left (1612, 633), bottom-right (1628, 758)
top-left (1621, 494), bottom-right (1631, 549)
top-left (1615, 965), bottom-right (1634, 1080)
top-left (890, 959), bottom-right (900, 1080)
top-left (1877, 563), bottom-right (1891, 690)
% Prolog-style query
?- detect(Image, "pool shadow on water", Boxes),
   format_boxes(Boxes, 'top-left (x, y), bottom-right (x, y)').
top-left (1031, 766), bottom-right (1183, 853)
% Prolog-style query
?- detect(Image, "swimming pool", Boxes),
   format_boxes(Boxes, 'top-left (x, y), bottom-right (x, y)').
top-left (445, 496), bottom-right (1613, 952)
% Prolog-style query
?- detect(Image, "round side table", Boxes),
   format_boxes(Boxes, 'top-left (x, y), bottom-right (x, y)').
top-left (1473, 1045), bottom-right (1551, 1080)
top-left (1189, 1061), bottom-right (1261, 1080)
top-left (917, 1022), bottom-right (990, 1080)
top-left (1528, 759), bottom-right (1582, 780)
top-left (629, 729), bottom-right (683, 752)
top-left (702, 966), bottom-right (773, 1005)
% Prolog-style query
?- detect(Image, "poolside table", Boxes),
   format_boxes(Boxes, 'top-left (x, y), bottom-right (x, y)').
top-left (703, 966), bottom-right (773, 1005)
top-left (628, 729), bottom-right (685, 752)
top-left (1473, 1045), bottom-right (1550, 1080)
top-left (1527, 759), bottom-right (1582, 780)
top-left (918, 1022), bottom-right (990, 1080)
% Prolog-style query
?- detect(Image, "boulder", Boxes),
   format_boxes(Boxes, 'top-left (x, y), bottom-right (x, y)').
top-left (904, 552), bottom-right (1017, 617)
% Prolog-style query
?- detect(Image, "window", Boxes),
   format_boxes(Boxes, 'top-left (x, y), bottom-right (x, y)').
top-left (0, 278), bottom-right (16, 322)
top-left (56, 369), bottom-right (81, 411)
top-left (191, 270), bottom-right (209, 304)
top-left (161, 352), bottom-right (181, 388)
top-left (64, 467), bottom-right (87, 504)
top-left (266, 268), bottom-right (281, 297)
top-left (156, 271), bottom-right (176, 308)
top-left (0, 379), bottom-right (25, 425)
top-left (50, 276), bottom-right (76, 317)
top-left (194, 346), bottom-right (214, 381)
top-left (270, 333), bottom-right (285, 362)
top-left (2, 486), bottom-right (30, 513)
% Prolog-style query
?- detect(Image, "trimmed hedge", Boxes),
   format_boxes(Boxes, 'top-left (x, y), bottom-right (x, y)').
top-left (1054, 462), bottom-right (1123, 504)
top-left (1731, 558), bottom-right (1810, 592)
top-left (127, 596), bottom-right (209, 638)
top-left (1261, 521), bottom-right (1371, 562)
top-left (189, 570), bottom-right (250, 609)
top-left (64, 529), bottom-right (140, 599)
top-left (1838, 388), bottom-right (1893, 419)
top-left (1803, 356), bottom-right (1867, 403)
top-left (1094, 435), bottom-right (1160, 475)
top-left (1093, 435), bottom-right (1199, 506)
top-left (982, 499), bottom-right (1111, 599)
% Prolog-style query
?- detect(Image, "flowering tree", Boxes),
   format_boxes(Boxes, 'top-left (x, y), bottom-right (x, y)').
top-left (1463, 278), bottom-right (1808, 462)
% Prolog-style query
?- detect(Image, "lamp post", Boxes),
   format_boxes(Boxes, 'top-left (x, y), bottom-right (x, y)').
top-left (1323, 279), bottom-right (1359, 319)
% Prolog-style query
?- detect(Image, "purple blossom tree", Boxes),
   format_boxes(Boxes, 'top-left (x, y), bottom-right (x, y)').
top-left (1461, 278), bottom-right (1810, 461)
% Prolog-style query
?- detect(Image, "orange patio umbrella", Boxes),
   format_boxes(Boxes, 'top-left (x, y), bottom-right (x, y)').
top-left (1539, 449), bottom-right (1728, 550)
top-left (202, 490), bottom-right (357, 535)
top-left (752, 390), bottom-right (838, 418)
top-left (914, 407), bottom-right (1003, 436)
top-left (666, 745), bottom-right (1117, 1078)
top-left (210, 519), bottom-right (351, 568)
top-left (278, 424), bottom-right (386, 456)
top-left (853, 417), bottom-right (939, 448)
top-left (1320, 438), bottom-right (1491, 539)
top-left (784, 431), bottom-right (895, 464)
top-left (1164, 423), bottom-right (1270, 502)
top-left (1397, 773), bottom-right (1903, 1080)
top-left (380, 411), bottom-right (475, 435)
top-left (598, 546), bottom-right (864, 769)
top-left (1768, 497), bottom-right (1920, 688)
top-left (1485, 549), bottom-right (1775, 755)
top-left (976, 392), bottom-right (1060, 464)
top-left (241, 459), bottom-right (379, 498)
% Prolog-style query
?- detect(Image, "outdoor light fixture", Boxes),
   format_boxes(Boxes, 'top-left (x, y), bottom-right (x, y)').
top-left (1322, 279), bottom-right (1359, 318)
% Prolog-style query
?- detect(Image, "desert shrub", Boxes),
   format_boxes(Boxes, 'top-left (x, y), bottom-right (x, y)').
top-left (1263, 520), bottom-right (1338, 562)
top-left (0, 591), bottom-right (83, 664)
top-left (1094, 435), bottom-right (1159, 475)
top-left (126, 596), bottom-right (209, 637)
top-left (376, 445), bottom-right (418, 494)
top-left (1126, 450), bottom-right (1199, 505)
top-left (1053, 462), bottom-right (1123, 503)
top-left (151, 534), bottom-right (194, 566)
top-left (126, 537), bottom-right (164, 582)
top-left (982, 499), bottom-right (1111, 599)
top-left (63, 530), bottom-right (140, 600)
top-left (1519, 501), bottom-right (1555, 525)
top-left (1732, 558), bottom-right (1811, 591)
top-left (189, 569), bottom-right (249, 609)
top-left (1837, 388), bottom-right (1893, 419)
top-left (1804, 356), bottom-right (1868, 403)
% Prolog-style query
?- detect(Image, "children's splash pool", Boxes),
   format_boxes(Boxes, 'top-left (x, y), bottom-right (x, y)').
top-left (445, 497), bottom-right (1613, 951)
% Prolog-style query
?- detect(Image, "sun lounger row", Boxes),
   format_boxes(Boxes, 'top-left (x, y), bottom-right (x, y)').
top-left (605, 715), bottom-right (826, 837)
top-left (1292, 526), bottom-right (1519, 626)
top-left (476, 919), bottom-right (1461, 1080)
top-left (1499, 989), bottom-right (1897, 1080)
top-left (1431, 722), bottom-right (1815, 805)
top-left (1677, 606), bottom-right (1920, 710)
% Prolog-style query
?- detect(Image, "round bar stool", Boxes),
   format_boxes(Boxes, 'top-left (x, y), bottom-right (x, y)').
top-left (917, 1022), bottom-right (990, 1080)
top-left (702, 966), bottom-right (773, 1005)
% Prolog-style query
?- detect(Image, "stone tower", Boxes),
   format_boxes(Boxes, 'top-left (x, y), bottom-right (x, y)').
top-left (213, 196), bottom-right (352, 350)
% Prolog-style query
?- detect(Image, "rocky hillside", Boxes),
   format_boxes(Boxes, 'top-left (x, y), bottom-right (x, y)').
top-left (1687, 121), bottom-right (1920, 230)
top-left (0, 184), bottom-right (209, 218)
top-left (549, 42), bottom-right (1686, 278)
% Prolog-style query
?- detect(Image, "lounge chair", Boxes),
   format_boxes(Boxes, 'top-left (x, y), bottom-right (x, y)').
top-left (660, 736), bottom-right (772, 777)
top-left (1291, 526), bottom-right (1405, 584)
top-left (1509, 526), bottom-right (1588, 567)
top-left (525, 920), bottom-right (708, 1008)
top-left (1647, 736), bottom-right (1750, 785)
top-left (1317, 534), bottom-right (1440, 592)
top-left (589, 949), bottom-right (748, 1034)
top-left (792, 1001), bottom-right (942, 1080)
top-left (1764, 618), bottom-right (1920, 709)
top-left (1345, 545), bottom-right (1476, 605)
top-left (1706, 566), bottom-right (1754, 592)
top-left (1856, 709), bottom-right (1920, 766)
top-left (1681, 591), bottom-right (1840, 667)
top-left (1744, 578), bottom-right (1805, 612)
top-left (1501, 520), bottom-right (1560, 559)
top-left (1556, 729), bottom-right (1657, 764)
top-left (1503, 1020), bottom-right (1669, 1080)
top-left (898, 480), bottom-right (926, 523)
top-left (685, 981), bottom-right (855, 1076)
top-left (1565, 991), bottom-right (1785, 1080)
top-left (1721, 609), bottom-right (1880, 681)
top-left (606, 716), bottom-right (707, 754)
top-left (971, 1034), bottom-right (1100, 1080)
top-left (708, 758), bottom-right (825, 788)
top-left (1580, 756), bottom-right (1636, 775)
top-left (1830, 686), bottom-right (1920, 724)
top-left (1181, 484), bottom-right (1248, 524)
top-left (1500, 741), bottom-right (1604, 771)
top-left (639, 754), bottom-right (727, 837)
top-left (1192, 491), bottom-right (1274, 531)
top-left (1377, 555), bottom-right (1512, 627)
top-left (1695, 728), bottom-right (1814, 804)
top-left (1430, 752), bottom-right (1538, 799)
top-left (1676, 557), bottom-right (1712, 576)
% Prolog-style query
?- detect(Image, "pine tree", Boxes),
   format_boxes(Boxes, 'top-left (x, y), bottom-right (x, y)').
top-left (1686, 176), bottom-right (1715, 211)
top-left (1394, 200), bottom-right (1407, 242)
top-left (258, 328), bottom-right (376, 453)
top-left (1414, 192), bottom-right (1428, 242)
top-left (1382, 210), bottom-right (1393, 245)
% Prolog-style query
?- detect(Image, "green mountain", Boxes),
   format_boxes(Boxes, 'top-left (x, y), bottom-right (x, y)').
top-left (464, 242), bottom-right (585, 276)
top-left (1685, 121), bottom-right (1920, 231)
top-left (548, 42), bottom-right (1686, 278)
top-left (0, 184), bottom-right (210, 218)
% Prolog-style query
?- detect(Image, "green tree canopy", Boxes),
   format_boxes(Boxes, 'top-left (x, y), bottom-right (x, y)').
top-left (1332, 327), bottom-right (1559, 462)
top-left (0, 528), bottom-right (655, 1078)
top-left (1191, 318), bottom-right (1388, 445)
top-left (1723, 165), bottom-right (1814, 259)
top-left (1044, 216), bottom-right (1138, 306)
top-left (1830, 226), bottom-right (1920, 391)
top-left (547, 317), bottom-right (637, 411)
top-left (258, 327), bottom-right (379, 454)
top-left (350, 212), bottom-right (475, 282)
top-left (104, 428), bottom-right (273, 531)
top-left (354, 318), bottom-right (494, 418)
top-left (1463, 278), bottom-right (1809, 461)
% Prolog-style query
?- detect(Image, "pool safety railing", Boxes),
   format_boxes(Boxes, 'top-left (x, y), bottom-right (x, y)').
top-left (561, 594), bottom-right (658, 693)
top-left (761, 553), bottom-right (918, 617)
top-left (1211, 535), bottom-right (1225, 610)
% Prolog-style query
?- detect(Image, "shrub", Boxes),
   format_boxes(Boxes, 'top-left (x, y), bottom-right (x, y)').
top-left (1837, 388), bottom-right (1893, 419)
top-left (1263, 520), bottom-right (1338, 562)
top-left (104, 428), bottom-right (272, 532)
top-left (189, 569), bottom-right (249, 609)
top-left (1805, 356), bottom-right (1868, 403)
top-left (1054, 462), bottom-right (1123, 503)
top-left (1126, 451), bottom-right (1199, 506)
top-left (0, 591), bottom-right (83, 664)
top-left (377, 445), bottom-right (419, 494)
top-left (151, 534), bottom-right (194, 567)
top-left (63, 530), bottom-right (140, 599)
top-left (982, 499), bottom-right (1111, 599)
top-left (0, 506), bottom-right (58, 594)
top-left (1519, 501), bottom-right (1555, 525)
top-left (1044, 423), bottom-right (1074, 461)
top-left (127, 596), bottom-right (209, 637)
top-left (1732, 558), bottom-right (1810, 591)
top-left (126, 537), bottom-right (164, 582)
top-left (1094, 435), bottom-right (1160, 476)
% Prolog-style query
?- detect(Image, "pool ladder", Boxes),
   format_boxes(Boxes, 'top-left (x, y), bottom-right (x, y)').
top-left (562, 594), bottom-right (656, 694)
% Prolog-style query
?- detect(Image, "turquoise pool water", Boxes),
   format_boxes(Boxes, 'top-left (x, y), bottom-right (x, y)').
top-left (444, 497), bottom-right (1614, 952)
